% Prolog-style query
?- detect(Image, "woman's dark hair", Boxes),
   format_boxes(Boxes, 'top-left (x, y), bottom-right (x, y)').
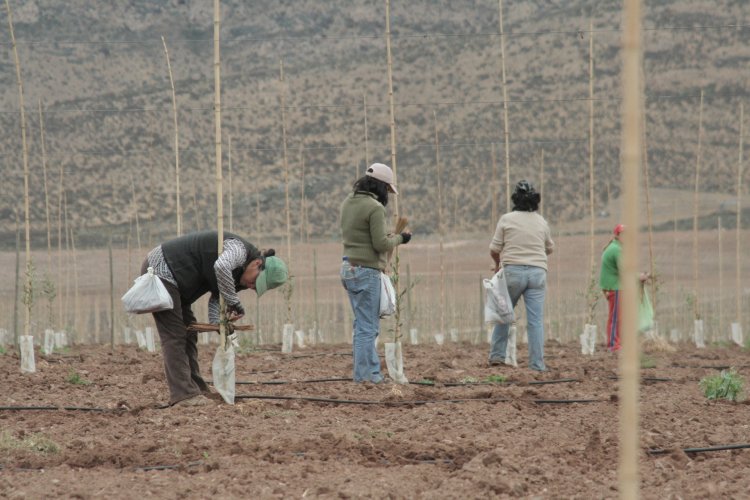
top-left (511, 180), bottom-right (541, 212)
top-left (353, 175), bottom-right (389, 206)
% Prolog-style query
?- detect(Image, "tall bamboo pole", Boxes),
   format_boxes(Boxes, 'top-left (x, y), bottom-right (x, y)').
top-left (299, 145), bottom-right (308, 243)
top-left (57, 162), bottom-right (64, 328)
top-left (434, 111), bottom-right (445, 337)
top-left (363, 93), bottom-right (370, 178)
top-left (228, 134), bottom-right (233, 232)
top-left (737, 103), bottom-right (744, 329)
top-left (130, 175), bottom-right (142, 253)
top-left (109, 236), bottom-right (115, 349)
top-left (38, 100), bottom-right (53, 270)
top-left (692, 90), bottom-right (704, 320)
top-left (585, 20), bottom-right (598, 327)
top-left (491, 143), bottom-right (498, 230)
top-left (498, 0), bottom-right (511, 212)
top-left (588, 19), bottom-right (595, 274)
top-left (279, 60), bottom-right (292, 265)
top-left (539, 149), bottom-right (545, 219)
top-left (672, 201), bottom-right (678, 332)
top-left (718, 217), bottom-right (723, 341)
top-left (6, 0), bottom-right (33, 340)
top-left (642, 99), bottom-right (657, 313)
top-left (619, 0), bottom-right (643, 496)
top-left (213, 0), bottom-right (226, 343)
top-left (162, 35), bottom-right (181, 237)
top-left (385, 0), bottom-right (402, 342)
top-left (13, 209), bottom-right (20, 346)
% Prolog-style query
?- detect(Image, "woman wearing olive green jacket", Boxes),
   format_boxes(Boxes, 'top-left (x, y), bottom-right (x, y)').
top-left (339, 163), bottom-right (412, 383)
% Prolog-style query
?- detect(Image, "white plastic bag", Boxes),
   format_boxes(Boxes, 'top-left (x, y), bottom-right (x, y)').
top-left (484, 269), bottom-right (515, 325)
top-left (379, 272), bottom-right (397, 317)
top-left (122, 267), bottom-right (173, 314)
top-left (212, 334), bottom-right (236, 405)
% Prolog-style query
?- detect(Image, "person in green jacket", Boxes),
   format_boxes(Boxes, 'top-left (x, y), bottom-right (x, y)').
top-left (600, 224), bottom-right (650, 352)
top-left (600, 224), bottom-right (624, 351)
top-left (340, 163), bottom-right (412, 383)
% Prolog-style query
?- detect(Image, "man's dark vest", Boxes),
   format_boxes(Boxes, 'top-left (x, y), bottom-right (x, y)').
top-left (161, 231), bottom-right (260, 305)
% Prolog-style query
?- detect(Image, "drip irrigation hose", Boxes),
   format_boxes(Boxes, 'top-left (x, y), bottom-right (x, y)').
top-left (607, 376), bottom-right (673, 382)
top-left (235, 394), bottom-right (604, 406)
top-left (648, 443), bottom-right (750, 455)
top-left (0, 405), bottom-right (117, 412)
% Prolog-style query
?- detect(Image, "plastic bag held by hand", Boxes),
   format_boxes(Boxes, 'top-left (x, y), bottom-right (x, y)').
top-left (122, 267), bottom-right (174, 314)
top-left (379, 272), bottom-right (397, 317)
top-left (484, 269), bottom-right (515, 325)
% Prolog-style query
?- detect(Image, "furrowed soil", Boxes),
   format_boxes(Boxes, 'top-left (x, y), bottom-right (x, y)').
top-left (1, 341), bottom-right (749, 499)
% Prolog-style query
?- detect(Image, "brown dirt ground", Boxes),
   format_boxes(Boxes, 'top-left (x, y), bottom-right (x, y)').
top-left (1, 340), bottom-right (749, 499)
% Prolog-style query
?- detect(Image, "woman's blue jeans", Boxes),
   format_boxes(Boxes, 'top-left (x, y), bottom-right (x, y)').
top-left (340, 261), bottom-right (384, 383)
top-left (489, 265), bottom-right (547, 371)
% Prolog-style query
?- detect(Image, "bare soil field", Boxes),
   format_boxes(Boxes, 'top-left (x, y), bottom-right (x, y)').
top-left (1, 341), bottom-right (749, 499)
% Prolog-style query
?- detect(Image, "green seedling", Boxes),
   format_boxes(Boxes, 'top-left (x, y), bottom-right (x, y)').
top-left (640, 355), bottom-right (657, 369)
top-left (66, 370), bottom-right (90, 385)
top-left (202, 451), bottom-right (210, 460)
top-left (484, 374), bottom-right (507, 383)
top-left (0, 345), bottom-right (6, 355)
top-left (416, 378), bottom-right (435, 386)
top-left (700, 369), bottom-right (744, 402)
top-left (460, 376), bottom-right (478, 384)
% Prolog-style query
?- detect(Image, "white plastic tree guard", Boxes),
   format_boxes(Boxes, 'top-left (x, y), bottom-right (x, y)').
top-left (281, 323), bottom-right (294, 353)
top-left (20, 335), bottom-right (35, 373)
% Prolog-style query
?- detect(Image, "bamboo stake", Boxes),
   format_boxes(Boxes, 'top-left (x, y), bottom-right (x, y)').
top-left (584, 20), bottom-right (599, 327)
top-left (498, 0), bottom-right (511, 212)
top-left (6, 0), bottom-right (33, 340)
top-left (363, 93), bottom-right (369, 178)
top-left (213, 0), bottom-right (227, 344)
top-left (57, 159), bottom-right (64, 329)
top-left (63, 190), bottom-right (71, 335)
top-left (130, 175), bottom-right (142, 253)
top-left (13, 208), bottom-right (20, 346)
top-left (692, 90), bottom-right (704, 320)
top-left (619, 0), bottom-right (643, 496)
top-left (539, 150), bottom-right (545, 219)
top-left (313, 248), bottom-right (319, 338)
top-left (279, 60), bottom-right (292, 266)
top-left (385, 0), bottom-right (402, 342)
top-left (70, 215), bottom-right (79, 343)
top-left (672, 201), bottom-right (678, 332)
top-left (718, 217), bottom-right (723, 342)
top-left (491, 143), bottom-right (498, 231)
top-left (434, 110), bottom-right (445, 337)
top-left (109, 236), bottom-right (115, 349)
top-left (279, 60), bottom-right (293, 325)
top-left (228, 134), bottom-right (233, 233)
top-left (737, 103), bottom-right (744, 329)
top-left (161, 35), bottom-right (181, 237)
top-left (299, 145), bottom-right (308, 243)
top-left (38, 100), bottom-right (53, 270)
top-left (642, 98), bottom-right (657, 313)
top-left (588, 19), bottom-right (595, 274)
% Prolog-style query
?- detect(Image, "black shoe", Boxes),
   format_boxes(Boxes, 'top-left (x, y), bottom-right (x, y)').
top-left (488, 359), bottom-right (506, 367)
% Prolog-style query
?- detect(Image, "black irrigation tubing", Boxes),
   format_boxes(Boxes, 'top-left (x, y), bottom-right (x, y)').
top-left (647, 443), bottom-right (750, 456)
top-left (0, 405), bottom-right (119, 412)
top-left (606, 376), bottom-right (673, 382)
top-left (235, 394), bottom-right (604, 406)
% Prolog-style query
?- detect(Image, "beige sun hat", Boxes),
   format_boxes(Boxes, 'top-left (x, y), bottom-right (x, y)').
top-left (366, 163), bottom-right (398, 194)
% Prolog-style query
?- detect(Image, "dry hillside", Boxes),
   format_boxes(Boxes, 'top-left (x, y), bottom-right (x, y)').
top-left (0, 0), bottom-right (748, 247)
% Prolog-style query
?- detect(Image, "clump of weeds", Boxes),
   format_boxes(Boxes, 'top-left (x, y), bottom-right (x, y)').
top-left (700, 369), bottom-right (744, 402)
top-left (484, 374), bottom-right (507, 383)
top-left (66, 370), bottom-right (90, 385)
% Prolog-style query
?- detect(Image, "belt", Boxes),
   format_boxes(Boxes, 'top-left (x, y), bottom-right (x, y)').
top-left (343, 257), bottom-right (382, 272)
